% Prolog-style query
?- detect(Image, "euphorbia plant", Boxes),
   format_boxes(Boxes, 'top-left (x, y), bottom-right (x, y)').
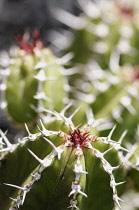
top-left (3, 30), bottom-right (65, 126)
top-left (1, 1), bottom-right (139, 209)
top-left (0, 105), bottom-right (138, 210)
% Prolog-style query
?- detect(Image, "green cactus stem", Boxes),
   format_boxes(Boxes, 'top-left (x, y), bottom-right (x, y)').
top-left (4, 31), bottom-right (65, 125)
top-left (52, 0), bottom-right (139, 69)
top-left (1, 106), bottom-right (138, 210)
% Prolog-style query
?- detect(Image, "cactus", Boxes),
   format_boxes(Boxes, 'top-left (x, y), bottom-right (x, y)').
top-left (1, 106), bottom-right (139, 210)
top-left (71, 63), bottom-right (139, 145)
top-left (52, 0), bottom-right (139, 68)
top-left (1, 1), bottom-right (139, 209)
top-left (1, 30), bottom-right (65, 126)
top-left (50, 0), bottom-right (139, 144)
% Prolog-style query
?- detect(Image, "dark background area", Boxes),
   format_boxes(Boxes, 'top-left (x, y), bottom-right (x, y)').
top-left (0, 0), bottom-right (80, 49)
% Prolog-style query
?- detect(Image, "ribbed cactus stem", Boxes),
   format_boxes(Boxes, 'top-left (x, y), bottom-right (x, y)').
top-left (1, 107), bottom-right (139, 209)
top-left (5, 141), bottom-right (65, 209)
top-left (86, 142), bottom-right (123, 209)
top-left (32, 66), bottom-right (58, 114)
top-left (0, 68), bottom-right (9, 109)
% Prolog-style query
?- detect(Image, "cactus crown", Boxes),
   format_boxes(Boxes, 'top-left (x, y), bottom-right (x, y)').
top-left (1, 106), bottom-right (138, 210)
top-left (15, 30), bottom-right (45, 54)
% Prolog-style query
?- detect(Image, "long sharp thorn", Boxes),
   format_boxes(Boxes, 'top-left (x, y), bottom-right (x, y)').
top-left (68, 190), bottom-right (76, 197)
top-left (37, 124), bottom-right (41, 132)
top-left (43, 137), bottom-right (61, 159)
top-left (28, 149), bottom-right (43, 165)
top-left (0, 129), bottom-right (11, 147)
top-left (4, 183), bottom-right (24, 191)
top-left (118, 130), bottom-right (128, 144)
top-left (120, 146), bottom-right (130, 153)
top-left (112, 162), bottom-right (123, 171)
top-left (43, 137), bottom-right (57, 151)
top-left (22, 191), bottom-right (27, 205)
top-left (0, 148), bottom-right (10, 152)
top-left (108, 125), bottom-right (116, 140)
top-left (116, 181), bottom-right (126, 186)
top-left (61, 102), bottom-right (73, 115)
top-left (86, 108), bottom-right (94, 126)
top-left (37, 120), bottom-right (46, 133)
top-left (24, 123), bottom-right (30, 135)
top-left (57, 52), bottom-right (74, 64)
top-left (40, 119), bottom-right (45, 129)
top-left (69, 106), bottom-right (80, 120)
top-left (103, 146), bottom-right (115, 156)
top-left (78, 190), bottom-right (88, 197)
top-left (9, 197), bottom-right (17, 202)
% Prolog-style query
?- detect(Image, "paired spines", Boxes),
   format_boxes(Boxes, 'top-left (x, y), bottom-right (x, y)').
top-left (1, 1), bottom-right (139, 209)
top-left (0, 33), bottom-right (77, 128)
top-left (0, 106), bottom-right (138, 210)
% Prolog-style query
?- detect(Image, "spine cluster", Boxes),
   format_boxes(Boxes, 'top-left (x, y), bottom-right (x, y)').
top-left (0, 106), bottom-right (139, 209)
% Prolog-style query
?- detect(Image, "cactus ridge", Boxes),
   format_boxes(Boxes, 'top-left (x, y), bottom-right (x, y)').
top-left (0, 33), bottom-right (72, 125)
top-left (1, 107), bottom-right (139, 210)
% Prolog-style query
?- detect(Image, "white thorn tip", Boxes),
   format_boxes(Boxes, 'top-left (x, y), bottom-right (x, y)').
top-left (0, 129), bottom-right (11, 147)
top-left (118, 130), bottom-right (128, 144)
top-left (69, 106), bottom-right (81, 120)
top-left (108, 125), bottom-right (116, 139)
top-left (112, 162), bottom-right (123, 171)
top-left (24, 123), bottom-right (30, 134)
top-left (61, 102), bottom-right (73, 114)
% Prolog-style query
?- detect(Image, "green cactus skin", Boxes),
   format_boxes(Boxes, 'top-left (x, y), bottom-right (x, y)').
top-left (63, 58), bottom-right (139, 154)
top-left (1, 2), bottom-right (139, 209)
top-left (5, 33), bottom-right (65, 125)
top-left (54, 0), bottom-right (139, 69)
top-left (72, 64), bottom-right (139, 145)
top-left (50, 1), bottom-right (139, 147)
top-left (2, 107), bottom-right (139, 210)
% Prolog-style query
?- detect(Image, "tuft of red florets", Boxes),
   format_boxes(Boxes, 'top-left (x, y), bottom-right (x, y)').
top-left (116, 2), bottom-right (135, 18)
top-left (133, 66), bottom-right (139, 80)
top-left (15, 30), bottom-right (46, 54)
top-left (120, 7), bottom-right (134, 17)
top-left (70, 129), bottom-right (91, 147)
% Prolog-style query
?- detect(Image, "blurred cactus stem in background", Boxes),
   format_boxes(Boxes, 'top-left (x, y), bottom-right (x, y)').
top-left (1, 30), bottom-right (66, 126)
top-left (1, 0), bottom-right (139, 209)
